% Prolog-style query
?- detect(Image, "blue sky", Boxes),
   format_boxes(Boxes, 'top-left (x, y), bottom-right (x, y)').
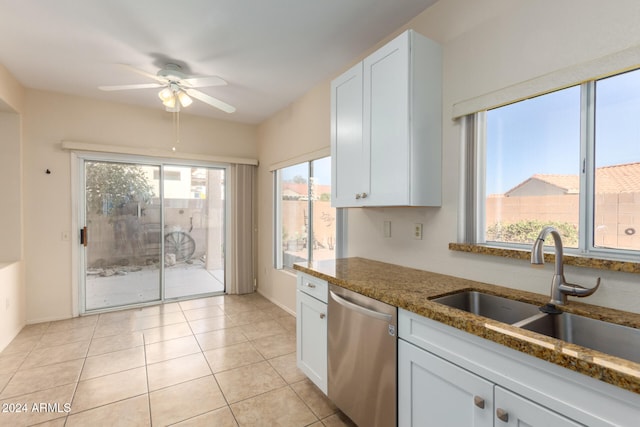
top-left (281, 156), bottom-right (331, 185)
top-left (486, 68), bottom-right (640, 195)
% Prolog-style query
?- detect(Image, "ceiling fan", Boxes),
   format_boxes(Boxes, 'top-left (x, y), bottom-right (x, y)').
top-left (98, 63), bottom-right (236, 113)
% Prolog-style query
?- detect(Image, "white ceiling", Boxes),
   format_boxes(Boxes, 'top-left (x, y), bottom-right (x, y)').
top-left (0, 0), bottom-right (438, 123)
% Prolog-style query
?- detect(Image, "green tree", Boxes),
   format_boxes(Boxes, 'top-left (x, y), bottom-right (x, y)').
top-left (85, 162), bottom-right (155, 215)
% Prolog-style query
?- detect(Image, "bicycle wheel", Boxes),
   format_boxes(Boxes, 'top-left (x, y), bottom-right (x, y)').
top-left (165, 231), bottom-right (196, 262)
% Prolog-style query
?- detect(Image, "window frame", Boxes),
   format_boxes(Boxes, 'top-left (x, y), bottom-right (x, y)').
top-left (273, 157), bottom-right (343, 271)
top-left (466, 74), bottom-right (640, 262)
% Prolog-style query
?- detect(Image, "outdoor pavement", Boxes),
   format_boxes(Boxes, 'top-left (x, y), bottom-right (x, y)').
top-left (85, 263), bottom-right (224, 311)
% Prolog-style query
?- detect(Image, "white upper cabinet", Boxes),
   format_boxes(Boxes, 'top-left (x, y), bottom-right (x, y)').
top-left (331, 63), bottom-right (365, 207)
top-left (331, 29), bottom-right (442, 207)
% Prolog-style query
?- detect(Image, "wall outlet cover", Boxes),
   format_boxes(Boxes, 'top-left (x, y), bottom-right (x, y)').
top-left (384, 221), bottom-right (392, 238)
top-left (414, 223), bottom-right (423, 240)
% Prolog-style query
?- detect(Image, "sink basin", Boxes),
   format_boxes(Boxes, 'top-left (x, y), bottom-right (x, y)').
top-left (519, 312), bottom-right (640, 364)
top-left (433, 291), bottom-right (542, 325)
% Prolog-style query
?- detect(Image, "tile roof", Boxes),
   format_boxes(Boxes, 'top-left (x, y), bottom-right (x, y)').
top-left (505, 162), bottom-right (640, 195)
top-left (282, 182), bottom-right (332, 197)
top-left (594, 162), bottom-right (640, 193)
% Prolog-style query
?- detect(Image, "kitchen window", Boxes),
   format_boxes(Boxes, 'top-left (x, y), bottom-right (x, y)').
top-left (466, 68), bottom-right (640, 258)
top-left (274, 156), bottom-right (337, 270)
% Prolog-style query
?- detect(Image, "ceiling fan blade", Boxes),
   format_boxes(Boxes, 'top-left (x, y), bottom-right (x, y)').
top-left (98, 83), bottom-right (164, 91)
top-left (181, 76), bottom-right (227, 88)
top-left (185, 88), bottom-right (236, 113)
top-left (118, 64), bottom-right (167, 83)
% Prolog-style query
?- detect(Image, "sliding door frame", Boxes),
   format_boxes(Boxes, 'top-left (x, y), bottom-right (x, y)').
top-left (71, 151), bottom-right (231, 315)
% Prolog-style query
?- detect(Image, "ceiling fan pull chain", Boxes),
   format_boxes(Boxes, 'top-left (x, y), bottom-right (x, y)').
top-left (176, 109), bottom-right (180, 147)
top-left (171, 108), bottom-right (181, 152)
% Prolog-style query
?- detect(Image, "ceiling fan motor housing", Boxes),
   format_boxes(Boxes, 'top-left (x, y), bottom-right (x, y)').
top-left (158, 63), bottom-right (186, 82)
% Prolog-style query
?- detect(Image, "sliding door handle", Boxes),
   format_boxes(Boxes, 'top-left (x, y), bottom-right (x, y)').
top-left (80, 226), bottom-right (88, 247)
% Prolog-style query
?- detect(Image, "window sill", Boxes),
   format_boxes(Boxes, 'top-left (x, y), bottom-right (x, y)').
top-left (449, 243), bottom-right (640, 274)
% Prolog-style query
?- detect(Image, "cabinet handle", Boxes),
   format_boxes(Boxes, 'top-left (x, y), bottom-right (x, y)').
top-left (496, 408), bottom-right (509, 423)
top-left (355, 193), bottom-right (361, 199)
top-left (305, 283), bottom-right (316, 288)
top-left (361, 192), bottom-right (368, 199)
top-left (320, 313), bottom-right (326, 319)
top-left (473, 396), bottom-right (485, 409)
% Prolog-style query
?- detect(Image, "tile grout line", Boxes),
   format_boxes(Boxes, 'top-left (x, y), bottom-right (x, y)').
top-left (64, 315), bottom-right (99, 425)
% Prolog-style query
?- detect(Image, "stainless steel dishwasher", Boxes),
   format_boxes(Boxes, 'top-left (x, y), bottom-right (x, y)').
top-left (328, 284), bottom-right (397, 427)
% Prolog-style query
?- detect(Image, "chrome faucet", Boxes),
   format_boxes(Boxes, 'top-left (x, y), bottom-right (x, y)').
top-left (531, 226), bottom-right (601, 306)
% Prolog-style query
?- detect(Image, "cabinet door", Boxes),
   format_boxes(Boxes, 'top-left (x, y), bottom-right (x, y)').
top-left (363, 31), bottom-right (410, 206)
top-left (398, 340), bottom-right (493, 427)
top-left (296, 290), bottom-right (328, 394)
top-left (494, 387), bottom-right (582, 427)
top-left (331, 62), bottom-right (365, 207)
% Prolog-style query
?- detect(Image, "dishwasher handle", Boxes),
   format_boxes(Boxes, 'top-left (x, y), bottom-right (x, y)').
top-left (329, 291), bottom-right (393, 323)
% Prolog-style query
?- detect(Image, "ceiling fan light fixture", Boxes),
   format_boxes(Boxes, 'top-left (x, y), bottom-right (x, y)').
top-left (162, 95), bottom-right (176, 109)
top-left (177, 91), bottom-right (192, 107)
top-left (158, 87), bottom-right (174, 103)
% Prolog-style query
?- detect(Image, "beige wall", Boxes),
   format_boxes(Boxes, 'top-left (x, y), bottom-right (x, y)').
top-left (0, 112), bottom-right (22, 261)
top-left (256, 84), bottom-right (330, 313)
top-left (0, 63), bottom-right (25, 113)
top-left (22, 90), bottom-right (257, 322)
top-left (257, 0), bottom-right (640, 314)
top-left (0, 262), bottom-right (26, 351)
top-left (0, 66), bottom-right (26, 350)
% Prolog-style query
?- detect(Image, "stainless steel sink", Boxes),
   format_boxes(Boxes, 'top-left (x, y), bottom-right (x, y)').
top-left (519, 312), bottom-right (640, 364)
top-left (433, 291), bottom-right (542, 325)
top-left (434, 290), bottom-right (640, 364)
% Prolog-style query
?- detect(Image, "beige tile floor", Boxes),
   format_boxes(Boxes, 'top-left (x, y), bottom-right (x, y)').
top-left (0, 293), bottom-right (356, 426)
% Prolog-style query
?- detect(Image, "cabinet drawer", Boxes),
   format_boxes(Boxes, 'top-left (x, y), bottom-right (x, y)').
top-left (398, 307), bottom-right (440, 352)
top-left (297, 273), bottom-right (328, 303)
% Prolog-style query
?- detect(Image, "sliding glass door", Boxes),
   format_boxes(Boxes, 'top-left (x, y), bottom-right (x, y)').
top-left (163, 166), bottom-right (225, 299)
top-left (83, 161), bottom-right (161, 310)
top-left (81, 158), bottom-right (226, 312)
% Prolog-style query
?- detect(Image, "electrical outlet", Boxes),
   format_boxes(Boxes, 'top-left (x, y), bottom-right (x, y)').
top-left (61, 231), bottom-right (70, 241)
top-left (383, 221), bottom-right (392, 238)
top-left (413, 223), bottom-right (423, 240)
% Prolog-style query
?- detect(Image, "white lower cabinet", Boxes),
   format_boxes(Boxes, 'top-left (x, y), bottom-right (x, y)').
top-left (398, 340), bottom-right (581, 427)
top-left (494, 386), bottom-right (580, 427)
top-left (296, 273), bottom-right (328, 394)
top-left (398, 308), bottom-right (640, 427)
top-left (398, 340), bottom-right (493, 426)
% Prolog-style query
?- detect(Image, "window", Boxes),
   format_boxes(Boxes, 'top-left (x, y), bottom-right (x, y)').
top-left (484, 86), bottom-right (582, 247)
top-left (274, 157), bottom-right (336, 270)
top-left (469, 68), bottom-right (640, 257)
top-left (593, 71), bottom-right (640, 251)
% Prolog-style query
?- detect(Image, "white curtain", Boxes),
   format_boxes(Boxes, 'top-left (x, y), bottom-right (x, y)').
top-left (227, 164), bottom-right (256, 294)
